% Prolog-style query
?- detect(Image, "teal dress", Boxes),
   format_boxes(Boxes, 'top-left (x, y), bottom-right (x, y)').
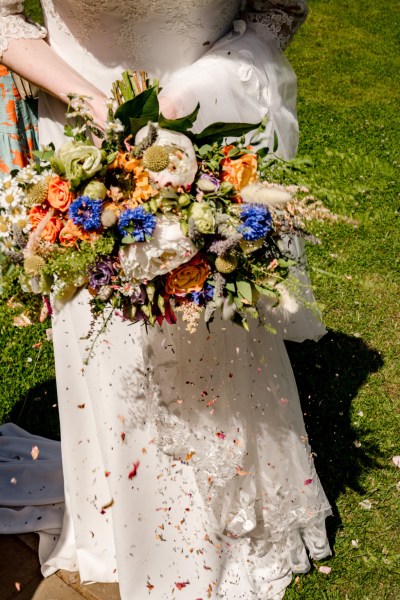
top-left (0, 66), bottom-right (38, 175)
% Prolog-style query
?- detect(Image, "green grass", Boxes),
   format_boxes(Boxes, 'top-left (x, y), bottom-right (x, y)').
top-left (1, 0), bottom-right (399, 597)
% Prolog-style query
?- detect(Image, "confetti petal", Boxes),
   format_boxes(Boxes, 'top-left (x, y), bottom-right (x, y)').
top-left (304, 479), bottom-right (313, 486)
top-left (31, 446), bottom-right (39, 461)
top-left (128, 461), bottom-right (140, 479)
top-left (392, 456), bottom-right (400, 468)
top-left (15, 582), bottom-right (21, 592)
top-left (175, 581), bottom-right (190, 590)
top-left (319, 566), bottom-right (332, 575)
top-left (359, 499), bottom-right (372, 510)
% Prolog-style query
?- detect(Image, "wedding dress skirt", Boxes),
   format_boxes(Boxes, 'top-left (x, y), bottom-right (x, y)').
top-left (0, 1), bottom-right (331, 597)
top-left (45, 291), bottom-right (331, 599)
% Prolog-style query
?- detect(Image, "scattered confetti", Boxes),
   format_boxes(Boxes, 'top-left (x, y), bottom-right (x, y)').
top-left (146, 582), bottom-right (155, 591)
top-left (279, 397), bottom-right (289, 405)
top-left (10, 477), bottom-right (17, 485)
top-left (358, 411), bottom-right (364, 417)
top-left (216, 432), bottom-right (226, 440)
top-left (185, 451), bottom-right (196, 461)
top-left (45, 328), bottom-right (53, 340)
top-left (105, 471), bottom-right (111, 477)
top-left (121, 432), bottom-right (126, 442)
top-left (13, 313), bottom-right (32, 327)
top-left (359, 499), bottom-right (372, 510)
top-left (319, 566), bottom-right (332, 575)
top-left (236, 467), bottom-right (251, 476)
top-left (353, 440), bottom-right (362, 448)
top-left (128, 461), bottom-right (140, 479)
top-left (206, 399), bottom-right (217, 408)
top-left (77, 404), bottom-right (85, 409)
top-left (351, 539), bottom-right (359, 548)
top-left (304, 479), bottom-right (313, 486)
top-left (27, 357), bottom-right (33, 363)
top-left (32, 342), bottom-right (42, 349)
top-left (31, 446), bottom-right (39, 461)
top-left (15, 582), bottom-right (21, 592)
top-left (392, 456), bottom-right (400, 468)
top-left (175, 581), bottom-right (190, 590)
top-left (101, 499), bottom-right (115, 511)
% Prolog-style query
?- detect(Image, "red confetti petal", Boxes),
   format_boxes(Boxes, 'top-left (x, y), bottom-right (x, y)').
top-left (304, 479), bottom-right (313, 486)
top-left (121, 432), bottom-right (126, 442)
top-left (128, 461), bottom-right (140, 479)
top-left (175, 581), bottom-right (190, 590)
top-left (216, 432), bottom-right (226, 440)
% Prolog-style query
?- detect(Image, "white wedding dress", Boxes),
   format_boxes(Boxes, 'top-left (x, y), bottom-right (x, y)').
top-left (0, 2), bottom-right (332, 598)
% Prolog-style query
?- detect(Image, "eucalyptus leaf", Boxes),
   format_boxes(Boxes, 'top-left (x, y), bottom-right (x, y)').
top-left (273, 130), bottom-right (279, 153)
top-left (237, 280), bottom-right (253, 303)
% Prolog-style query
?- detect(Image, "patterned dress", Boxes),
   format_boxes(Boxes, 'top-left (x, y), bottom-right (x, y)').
top-left (0, 65), bottom-right (38, 175)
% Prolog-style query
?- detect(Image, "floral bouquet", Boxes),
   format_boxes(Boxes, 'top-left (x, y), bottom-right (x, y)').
top-left (0, 71), bottom-right (343, 333)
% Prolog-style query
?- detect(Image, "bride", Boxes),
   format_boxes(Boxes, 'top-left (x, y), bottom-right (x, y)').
top-left (0, 1), bottom-right (332, 598)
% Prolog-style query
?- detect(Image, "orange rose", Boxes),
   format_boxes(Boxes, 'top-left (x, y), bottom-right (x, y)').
top-left (165, 255), bottom-right (210, 296)
top-left (59, 219), bottom-right (95, 247)
top-left (28, 205), bottom-right (48, 228)
top-left (47, 176), bottom-right (75, 212)
top-left (221, 150), bottom-right (258, 192)
top-left (40, 216), bottom-right (63, 243)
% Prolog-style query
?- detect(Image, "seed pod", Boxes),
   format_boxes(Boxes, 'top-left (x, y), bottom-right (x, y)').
top-left (215, 254), bottom-right (238, 274)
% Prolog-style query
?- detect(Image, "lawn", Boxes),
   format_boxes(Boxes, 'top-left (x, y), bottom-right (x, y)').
top-left (1, 1), bottom-right (399, 598)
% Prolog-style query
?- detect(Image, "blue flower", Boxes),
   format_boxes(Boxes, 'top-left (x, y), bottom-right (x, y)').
top-left (237, 204), bottom-right (272, 241)
top-left (190, 284), bottom-right (214, 305)
top-left (118, 206), bottom-right (157, 242)
top-left (68, 195), bottom-right (103, 231)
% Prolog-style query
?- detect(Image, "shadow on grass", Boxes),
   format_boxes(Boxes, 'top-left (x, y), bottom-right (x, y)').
top-left (286, 330), bottom-right (384, 547)
top-left (9, 379), bottom-right (60, 441)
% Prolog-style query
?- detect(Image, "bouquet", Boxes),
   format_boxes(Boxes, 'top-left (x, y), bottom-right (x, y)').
top-left (0, 71), bottom-right (343, 333)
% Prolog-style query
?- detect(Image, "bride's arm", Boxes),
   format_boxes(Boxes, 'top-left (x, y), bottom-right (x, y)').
top-left (0, 2), bottom-right (107, 123)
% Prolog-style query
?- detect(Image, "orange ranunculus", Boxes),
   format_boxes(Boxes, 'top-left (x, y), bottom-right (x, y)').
top-left (47, 176), bottom-right (75, 212)
top-left (40, 216), bottom-right (63, 243)
top-left (28, 205), bottom-right (49, 228)
top-left (221, 150), bottom-right (258, 192)
top-left (165, 254), bottom-right (210, 296)
top-left (59, 219), bottom-right (95, 247)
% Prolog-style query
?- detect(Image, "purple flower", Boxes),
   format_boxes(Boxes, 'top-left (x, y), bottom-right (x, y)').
top-left (68, 196), bottom-right (103, 231)
top-left (196, 174), bottom-right (220, 193)
top-left (88, 257), bottom-right (114, 291)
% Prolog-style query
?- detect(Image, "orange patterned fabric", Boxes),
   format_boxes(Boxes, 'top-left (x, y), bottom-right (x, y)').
top-left (0, 69), bottom-right (38, 175)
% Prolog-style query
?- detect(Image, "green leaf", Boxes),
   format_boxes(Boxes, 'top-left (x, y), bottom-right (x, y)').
top-left (273, 130), bottom-right (279, 153)
top-left (236, 280), bottom-right (252, 303)
top-left (114, 86), bottom-right (159, 136)
top-left (158, 103), bottom-right (200, 133)
top-left (225, 282), bottom-right (236, 293)
top-left (254, 284), bottom-right (278, 298)
top-left (121, 235), bottom-right (135, 244)
top-left (195, 121), bottom-right (261, 144)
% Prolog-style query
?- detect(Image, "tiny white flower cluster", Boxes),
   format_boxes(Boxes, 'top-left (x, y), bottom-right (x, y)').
top-left (0, 166), bottom-right (49, 251)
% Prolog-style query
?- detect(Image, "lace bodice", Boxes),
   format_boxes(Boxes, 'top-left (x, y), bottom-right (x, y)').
top-left (0, 0), bottom-right (307, 60)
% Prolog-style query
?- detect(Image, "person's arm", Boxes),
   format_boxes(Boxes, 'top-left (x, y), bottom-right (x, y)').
top-left (0, 3), bottom-right (107, 124)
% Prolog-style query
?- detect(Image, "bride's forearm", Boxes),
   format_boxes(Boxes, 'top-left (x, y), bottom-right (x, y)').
top-left (1, 38), bottom-right (107, 122)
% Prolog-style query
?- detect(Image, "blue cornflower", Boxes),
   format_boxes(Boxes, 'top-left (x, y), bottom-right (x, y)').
top-left (190, 284), bottom-right (214, 306)
top-left (237, 204), bottom-right (272, 241)
top-left (118, 206), bottom-right (157, 242)
top-left (68, 196), bottom-right (103, 231)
